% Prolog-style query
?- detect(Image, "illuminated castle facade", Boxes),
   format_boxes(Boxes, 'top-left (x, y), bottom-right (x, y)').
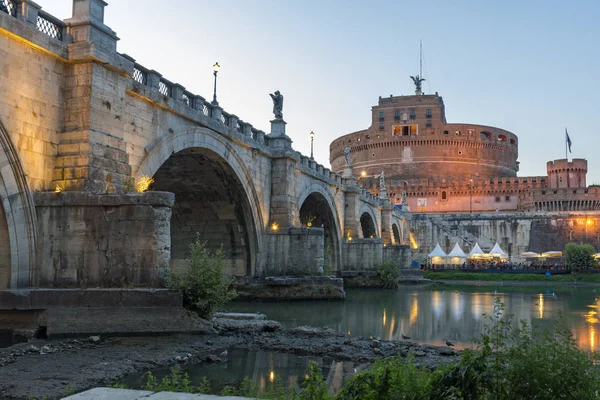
top-left (330, 89), bottom-right (599, 214)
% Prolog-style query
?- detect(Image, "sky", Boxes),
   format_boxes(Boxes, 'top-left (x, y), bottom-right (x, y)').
top-left (36, 0), bottom-right (600, 182)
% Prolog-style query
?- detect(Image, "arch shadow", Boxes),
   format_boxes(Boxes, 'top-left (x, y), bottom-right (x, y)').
top-left (297, 185), bottom-right (342, 273)
top-left (136, 127), bottom-right (265, 276)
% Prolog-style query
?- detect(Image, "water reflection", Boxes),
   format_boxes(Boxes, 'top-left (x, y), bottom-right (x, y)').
top-left (227, 286), bottom-right (600, 351)
top-left (122, 348), bottom-right (354, 395)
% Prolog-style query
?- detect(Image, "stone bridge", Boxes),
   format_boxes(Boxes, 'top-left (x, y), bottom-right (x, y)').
top-left (0, 0), bottom-right (410, 289)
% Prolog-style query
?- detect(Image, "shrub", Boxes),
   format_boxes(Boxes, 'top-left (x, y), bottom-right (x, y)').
top-left (168, 238), bottom-right (237, 318)
top-left (563, 242), bottom-right (596, 273)
top-left (335, 356), bottom-right (430, 399)
top-left (377, 260), bottom-right (401, 288)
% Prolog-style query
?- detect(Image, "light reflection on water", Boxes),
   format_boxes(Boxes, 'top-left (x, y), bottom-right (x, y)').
top-left (122, 348), bottom-right (354, 395)
top-left (226, 286), bottom-right (600, 351)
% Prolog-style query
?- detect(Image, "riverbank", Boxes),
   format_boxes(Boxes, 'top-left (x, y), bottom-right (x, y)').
top-left (0, 321), bottom-right (458, 400)
top-left (424, 271), bottom-right (600, 285)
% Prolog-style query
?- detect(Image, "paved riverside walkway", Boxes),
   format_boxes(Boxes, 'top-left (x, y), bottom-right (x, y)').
top-left (63, 387), bottom-right (256, 399)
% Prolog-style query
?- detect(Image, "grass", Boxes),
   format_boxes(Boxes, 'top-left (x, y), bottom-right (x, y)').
top-left (424, 271), bottom-right (600, 282)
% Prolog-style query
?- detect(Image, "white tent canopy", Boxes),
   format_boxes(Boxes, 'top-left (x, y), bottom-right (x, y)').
top-left (520, 251), bottom-right (540, 257)
top-left (542, 251), bottom-right (562, 257)
top-left (428, 243), bottom-right (448, 265)
top-left (489, 242), bottom-right (508, 258)
top-left (468, 243), bottom-right (485, 258)
top-left (447, 243), bottom-right (467, 265)
top-left (448, 243), bottom-right (467, 258)
top-left (428, 243), bottom-right (447, 258)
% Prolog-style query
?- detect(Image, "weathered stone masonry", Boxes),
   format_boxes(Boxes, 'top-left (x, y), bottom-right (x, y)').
top-left (0, 0), bottom-right (410, 289)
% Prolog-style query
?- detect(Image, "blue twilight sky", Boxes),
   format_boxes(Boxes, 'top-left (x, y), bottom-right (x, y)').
top-left (36, 0), bottom-right (600, 182)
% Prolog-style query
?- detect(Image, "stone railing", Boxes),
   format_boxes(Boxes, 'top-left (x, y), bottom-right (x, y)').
top-left (360, 188), bottom-right (381, 205)
top-left (129, 61), bottom-right (269, 146)
top-left (1, 0), bottom-right (66, 41)
top-left (299, 155), bottom-right (344, 186)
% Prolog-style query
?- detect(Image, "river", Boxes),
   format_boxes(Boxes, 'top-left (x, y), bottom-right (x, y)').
top-left (123, 284), bottom-right (600, 394)
top-left (227, 284), bottom-right (600, 351)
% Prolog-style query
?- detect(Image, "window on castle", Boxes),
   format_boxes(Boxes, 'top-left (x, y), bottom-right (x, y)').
top-left (410, 109), bottom-right (416, 118)
top-left (510, 138), bottom-right (516, 144)
top-left (443, 130), bottom-right (449, 135)
top-left (505, 196), bottom-right (510, 201)
top-left (426, 120), bottom-right (432, 127)
top-left (480, 131), bottom-right (491, 139)
top-left (426, 109), bottom-right (432, 117)
top-left (394, 111), bottom-right (400, 120)
top-left (495, 196), bottom-right (501, 202)
top-left (468, 129), bottom-right (474, 136)
top-left (441, 191), bottom-right (447, 200)
top-left (429, 130), bottom-right (436, 135)
top-left (498, 134), bottom-right (507, 141)
top-left (455, 130), bottom-right (461, 136)
top-left (379, 112), bottom-right (384, 121)
top-left (379, 123), bottom-right (384, 131)
top-left (410, 125), bottom-right (417, 135)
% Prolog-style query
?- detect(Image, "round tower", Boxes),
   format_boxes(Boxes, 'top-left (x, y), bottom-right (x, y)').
top-left (546, 158), bottom-right (587, 189)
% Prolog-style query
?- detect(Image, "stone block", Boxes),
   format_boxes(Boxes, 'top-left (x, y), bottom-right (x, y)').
top-left (62, 388), bottom-right (153, 400)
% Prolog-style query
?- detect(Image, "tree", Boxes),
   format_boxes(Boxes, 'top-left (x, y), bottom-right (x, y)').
top-left (168, 238), bottom-right (237, 318)
top-left (563, 242), bottom-right (596, 274)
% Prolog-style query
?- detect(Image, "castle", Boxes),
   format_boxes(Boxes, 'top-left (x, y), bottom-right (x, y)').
top-left (330, 81), bottom-right (599, 215)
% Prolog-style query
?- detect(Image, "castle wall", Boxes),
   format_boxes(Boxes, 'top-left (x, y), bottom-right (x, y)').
top-left (409, 212), bottom-right (600, 264)
top-left (330, 94), bottom-right (518, 181)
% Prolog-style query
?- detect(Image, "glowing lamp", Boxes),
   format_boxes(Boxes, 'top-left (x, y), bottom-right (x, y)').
top-left (213, 62), bottom-right (220, 74)
top-left (271, 222), bottom-right (278, 231)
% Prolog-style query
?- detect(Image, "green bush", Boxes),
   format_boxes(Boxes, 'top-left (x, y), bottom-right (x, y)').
top-left (377, 260), bottom-right (401, 288)
top-left (564, 242), bottom-right (596, 273)
top-left (335, 356), bottom-right (430, 400)
top-left (168, 238), bottom-right (237, 318)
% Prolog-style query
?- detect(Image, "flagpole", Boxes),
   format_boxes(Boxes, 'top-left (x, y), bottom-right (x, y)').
top-left (565, 128), bottom-right (567, 160)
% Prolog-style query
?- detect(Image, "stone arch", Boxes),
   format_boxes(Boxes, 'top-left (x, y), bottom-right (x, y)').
top-left (136, 127), bottom-right (264, 276)
top-left (360, 212), bottom-right (377, 238)
top-left (0, 119), bottom-right (37, 288)
top-left (392, 223), bottom-right (401, 244)
top-left (297, 184), bottom-right (342, 273)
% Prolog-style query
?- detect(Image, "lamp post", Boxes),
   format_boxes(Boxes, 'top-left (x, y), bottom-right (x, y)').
top-left (211, 62), bottom-right (220, 106)
top-left (310, 131), bottom-right (315, 160)
top-left (359, 170), bottom-right (367, 189)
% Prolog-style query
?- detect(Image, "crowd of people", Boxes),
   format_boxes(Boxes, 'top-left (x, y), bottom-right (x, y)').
top-left (423, 259), bottom-right (567, 271)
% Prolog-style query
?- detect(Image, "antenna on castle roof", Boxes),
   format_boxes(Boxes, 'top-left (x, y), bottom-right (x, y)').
top-left (420, 40), bottom-right (423, 79)
top-left (410, 41), bottom-right (425, 95)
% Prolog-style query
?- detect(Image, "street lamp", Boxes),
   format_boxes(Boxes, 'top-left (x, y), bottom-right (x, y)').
top-left (310, 131), bottom-right (315, 159)
top-left (211, 62), bottom-right (220, 106)
top-left (358, 170), bottom-right (367, 189)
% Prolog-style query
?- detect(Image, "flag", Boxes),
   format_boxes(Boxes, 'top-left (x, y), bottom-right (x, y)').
top-left (566, 128), bottom-right (572, 153)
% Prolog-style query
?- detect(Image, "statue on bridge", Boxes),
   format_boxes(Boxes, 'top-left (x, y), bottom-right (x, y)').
top-left (401, 190), bottom-right (408, 205)
top-left (379, 171), bottom-right (386, 190)
top-left (344, 146), bottom-right (352, 167)
top-left (269, 90), bottom-right (284, 120)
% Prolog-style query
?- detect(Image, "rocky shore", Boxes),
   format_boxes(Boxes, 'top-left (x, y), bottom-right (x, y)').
top-left (0, 317), bottom-right (459, 400)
